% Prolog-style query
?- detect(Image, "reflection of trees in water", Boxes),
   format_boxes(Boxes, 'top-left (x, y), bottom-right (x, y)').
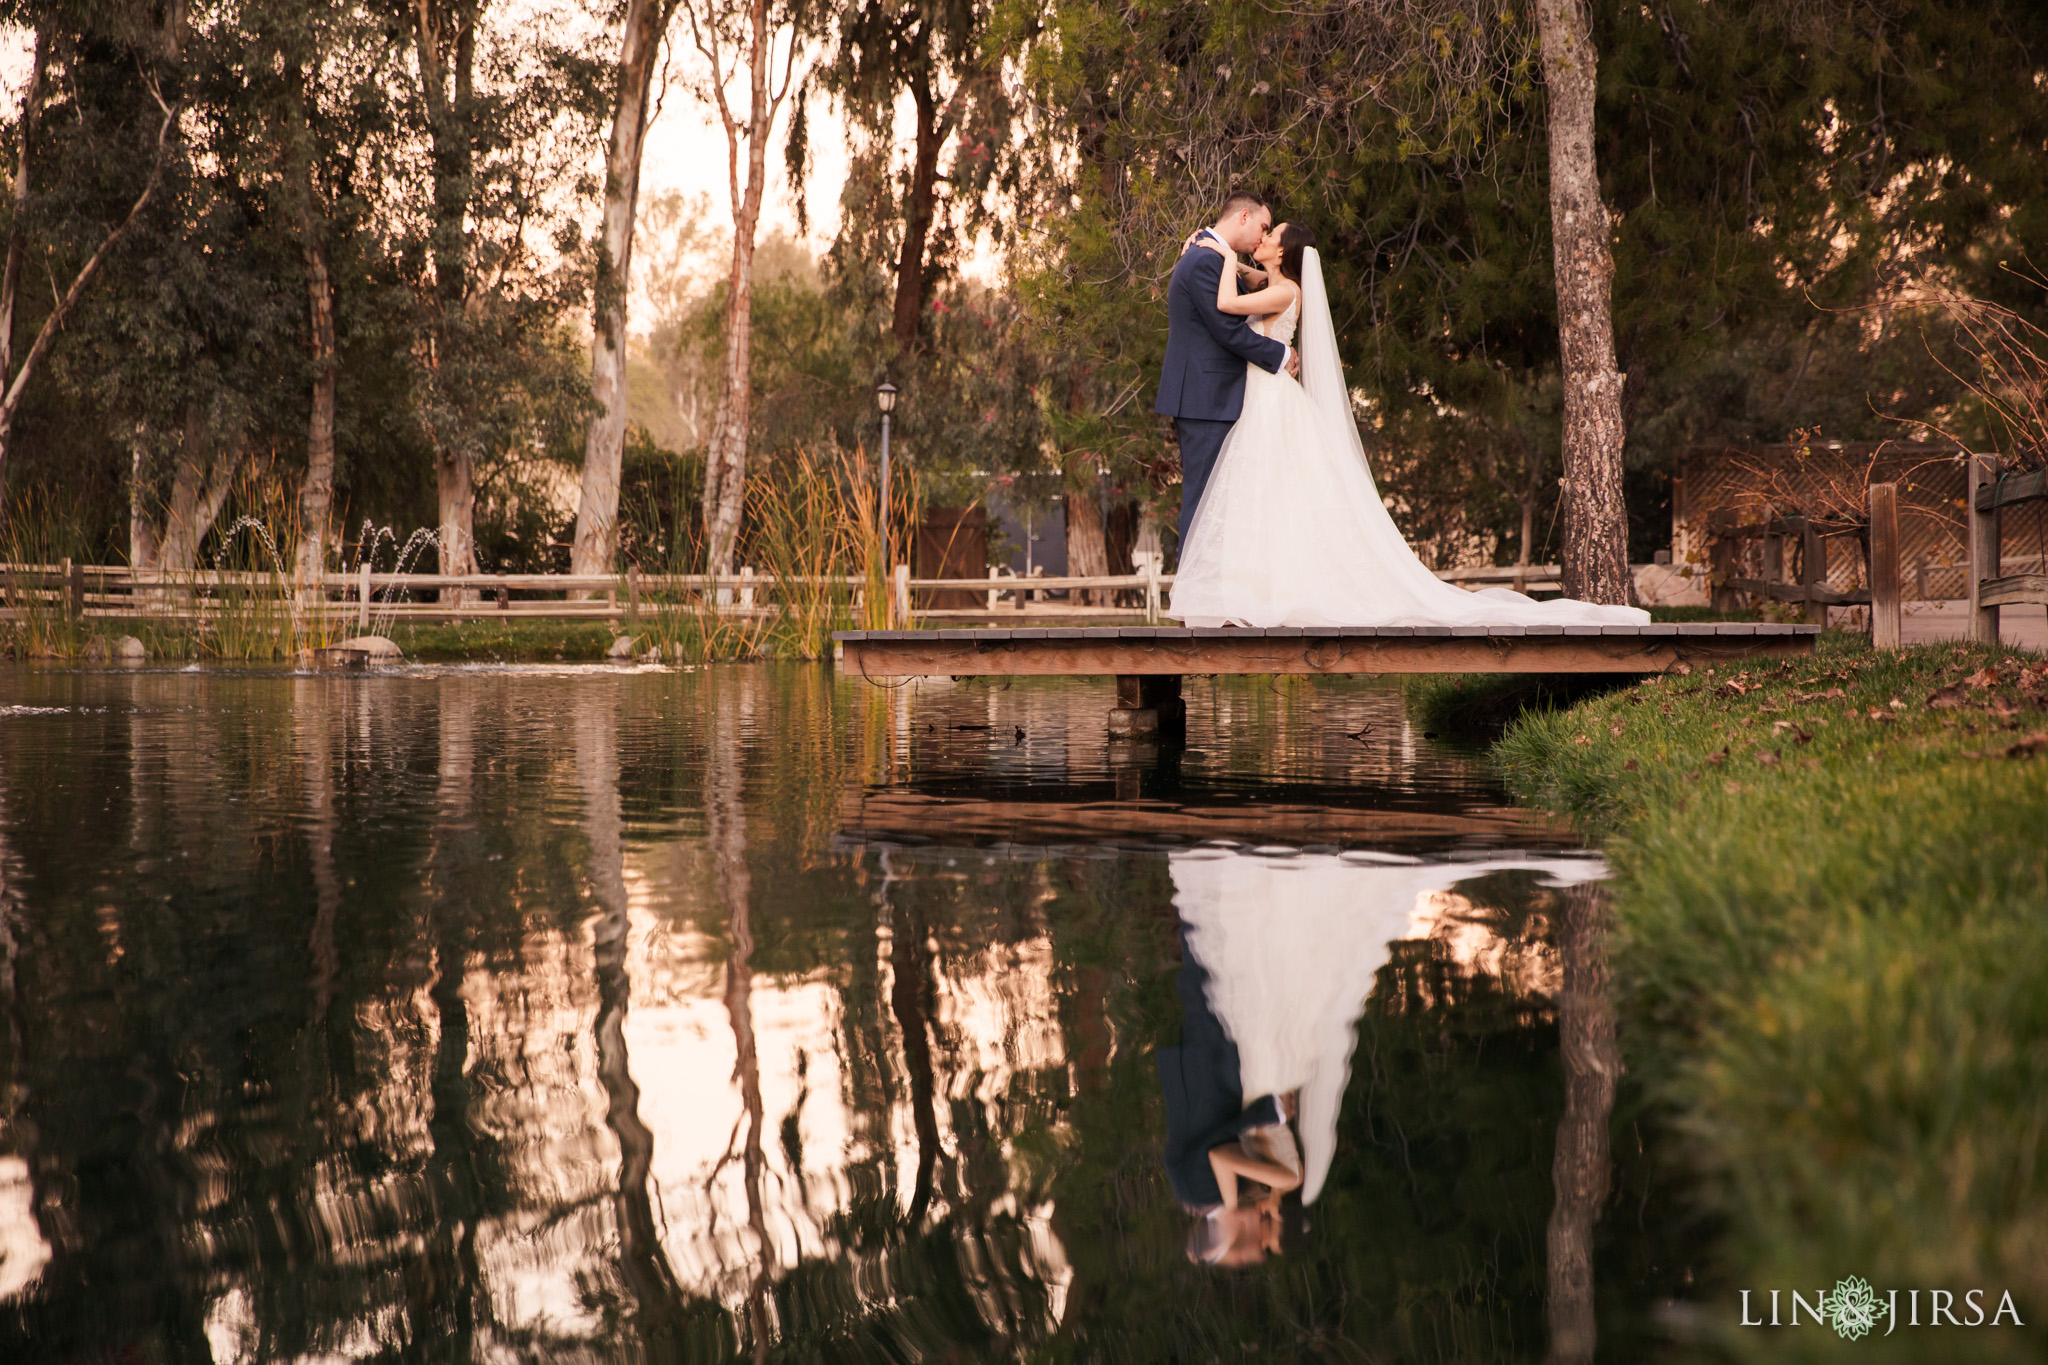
top-left (0, 668), bottom-right (1691, 1359)
top-left (1545, 882), bottom-right (1617, 1365)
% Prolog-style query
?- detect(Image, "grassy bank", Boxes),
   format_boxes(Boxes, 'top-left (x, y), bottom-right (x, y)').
top-left (1452, 636), bottom-right (2048, 1359)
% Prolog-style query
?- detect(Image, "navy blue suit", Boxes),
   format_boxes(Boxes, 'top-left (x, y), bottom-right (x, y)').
top-left (1157, 926), bottom-right (1282, 1208)
top-left (1155, 232), bottom-right (1290, 547)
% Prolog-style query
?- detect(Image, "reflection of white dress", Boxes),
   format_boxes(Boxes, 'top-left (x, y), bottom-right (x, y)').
top-left (1167, 251), bottom-right (1651, 630)
top-left (1170, 847), bottom-right (1606, 1203)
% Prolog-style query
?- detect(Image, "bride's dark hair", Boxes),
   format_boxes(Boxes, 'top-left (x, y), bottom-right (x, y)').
top-left (1276, 222), bottom-right (1317, 285)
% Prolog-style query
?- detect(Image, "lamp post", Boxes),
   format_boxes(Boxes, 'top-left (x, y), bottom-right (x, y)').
top-left (875, 380), bottom-right (899, 568)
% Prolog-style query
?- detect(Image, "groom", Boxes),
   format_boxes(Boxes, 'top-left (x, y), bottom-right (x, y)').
top-left (1155, 189), bottom-right (1298, 548)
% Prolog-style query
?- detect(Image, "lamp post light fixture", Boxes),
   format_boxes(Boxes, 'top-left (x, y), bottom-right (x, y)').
top-left (875, 380), bottom-right (899, 570)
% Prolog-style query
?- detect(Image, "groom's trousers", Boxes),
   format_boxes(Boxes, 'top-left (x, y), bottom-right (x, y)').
top-left (1173, 417), bottom-right (1234, 550)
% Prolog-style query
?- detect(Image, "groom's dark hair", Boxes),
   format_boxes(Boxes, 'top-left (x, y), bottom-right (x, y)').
top-left (1216, 188), bottom-right (1266, 220)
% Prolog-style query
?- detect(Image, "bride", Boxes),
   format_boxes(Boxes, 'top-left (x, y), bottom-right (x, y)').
top-left (1167, 224), bottom-right (1650, 629)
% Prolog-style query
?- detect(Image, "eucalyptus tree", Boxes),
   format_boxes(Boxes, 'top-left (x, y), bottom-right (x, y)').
top-left (687, 0), bottom-right (811, 576)
top-left (818, 0), bottom-right (1017, 352)
top-left (0, 1), bottom-right (179, 515)
top-left (384, 0), bottom-right (606, 582)
top-left (570, 0), bottom-right (683, 582)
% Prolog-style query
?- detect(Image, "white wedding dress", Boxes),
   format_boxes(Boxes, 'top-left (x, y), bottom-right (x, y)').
top-left (1171, 847), bottom-right (1609, 1204)
top-left (1168, 248), bottom-right (1650, 629)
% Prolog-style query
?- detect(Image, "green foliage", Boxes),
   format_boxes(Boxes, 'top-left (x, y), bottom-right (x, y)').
top-left (1489, 636), bottom-right (2048, 1354)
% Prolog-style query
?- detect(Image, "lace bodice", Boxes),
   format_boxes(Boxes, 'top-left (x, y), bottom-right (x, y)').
top-left (1254, 298), bottom-right (1299, 347)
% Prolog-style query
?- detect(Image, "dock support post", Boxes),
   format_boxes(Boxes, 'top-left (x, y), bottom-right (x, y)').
top-left (1110, 674), bottom-right (1184, 740)
top-left (1967, 454), bottom-right (2000, 645)
top-left (357, 562), bottom-right (371, 630)
top-left (1868, 483), bottom-right (1901, 650)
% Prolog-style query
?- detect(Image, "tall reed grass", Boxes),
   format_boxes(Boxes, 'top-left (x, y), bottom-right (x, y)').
top-left (640, 443), bottom-right (917, 662)
top-left (0, 489), bottom-right (96, 659)
top-left (3, 464), bottom-right (344, 662)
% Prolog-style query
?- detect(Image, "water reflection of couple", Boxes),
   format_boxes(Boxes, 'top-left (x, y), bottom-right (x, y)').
top-left (1159, 846), bottom-right (1603, 1266)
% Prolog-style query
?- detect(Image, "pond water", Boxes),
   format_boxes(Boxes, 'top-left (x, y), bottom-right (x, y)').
top-left (0, 664), bottom-right (1696, 1362)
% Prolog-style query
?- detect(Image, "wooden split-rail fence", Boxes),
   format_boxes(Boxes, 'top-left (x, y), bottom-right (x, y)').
top-left (1967, 456), bottom-right (2048, 645)
top-left (0, 559), bottom-right (1571, 631)
top-left (1705, 466), bottom-right (2047, 649)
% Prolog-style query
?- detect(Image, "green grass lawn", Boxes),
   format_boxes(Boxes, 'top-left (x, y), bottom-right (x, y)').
top-left (1438, 635), bottom-right (2048, 1360)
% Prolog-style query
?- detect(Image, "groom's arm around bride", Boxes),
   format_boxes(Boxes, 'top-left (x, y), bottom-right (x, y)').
top-left (1155, 191), bottom-right (1294, 548)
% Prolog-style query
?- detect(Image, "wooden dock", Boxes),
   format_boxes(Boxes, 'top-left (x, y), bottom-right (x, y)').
top-left (834, 623), bottom-right (1819, 679)
top-left (833, 623), bottom-right (1821, 736)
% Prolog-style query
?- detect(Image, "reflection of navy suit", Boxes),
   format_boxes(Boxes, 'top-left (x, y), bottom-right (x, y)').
top-left (1157, 927), bottom-right (1281, 1208)
top-left (1154, 232), bottom-right (1290, 548)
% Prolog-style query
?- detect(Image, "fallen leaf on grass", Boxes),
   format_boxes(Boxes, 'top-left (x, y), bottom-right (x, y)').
top-left (1756, 749), bottom-right (1781, 765)
top-left (2003, 732), bottom-right (2048, 758)
top-left (1794, 687), bottom-right (1846, 702)
top-left (1572, 734), bottom-right (1593, 746)
top-left (1928, 683), bottom-right (1971, 709)
top-left (1865, 709), bottom-right (1896, 723)
top-left (1723, 780), bottom-right (1744, 794)
top-left (1623, 758), bottom-right (1639, 772)
top-left (1988, 696), bottom-right (2021, 718)
top-left (1706, 747), bottom-right (1729, 766)
top-left (1609, 723), bottom-right (1623, 736)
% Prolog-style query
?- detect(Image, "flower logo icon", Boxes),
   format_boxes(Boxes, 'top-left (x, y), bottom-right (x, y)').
top-left (1825, 1276), bottom-right (1884, 1340)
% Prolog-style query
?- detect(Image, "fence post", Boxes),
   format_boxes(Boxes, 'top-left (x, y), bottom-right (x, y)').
top-left (357, 562), bottom-right (371, 630)
top-left (1967, 453), bottom-right (2000, 645)
top-left (627, 564), bottom-right (640, 624)
top-left (1145, 561), bottom-right (1161, 624)
top-left (1798, 518), bottom-right (1827, 625)
top-left (65, 558), bottom-right (83, 618)
top-left (1708, 511), bottom-right (1738, 614)
top-left (1868, 483), bottom-right (1901, 650)
top-left (1761, 527), bottom-right (1784, 597)
top-left (892, 564), bottom-right (911, 628)
top-left (987, 565), bottom-right (1000, 611)
top-left (739, 565), bottom-right (756, 610)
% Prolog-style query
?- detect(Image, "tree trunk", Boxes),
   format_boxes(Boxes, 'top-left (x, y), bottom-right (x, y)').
top-left (1064, 471), bottom-right (1109, 606)
top-left (1536, 0), bottom-right (1631, 605)
top-left (129, 428), bottom-right (160, 573)
top-left (298, 240), bottom-right (337, 585)
top-left (891, 77), bottom-right (946, 350)
top-left (1545, 880), bottom-right (1617, 1365)
top-left (0, 32), bottom-right (44, 394)
top-left (286, 50), bottom-right (337, 588)
top-left (437, 449), bottom-right (475, 582)
top-left (572, 0), bottom-right (678, 581)
top-left (159, 423), bottom-right (242, 576)
top-left (415, 2), bottom-right (480, 598)
top-left (697, 0), bottom-right (795, 577)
